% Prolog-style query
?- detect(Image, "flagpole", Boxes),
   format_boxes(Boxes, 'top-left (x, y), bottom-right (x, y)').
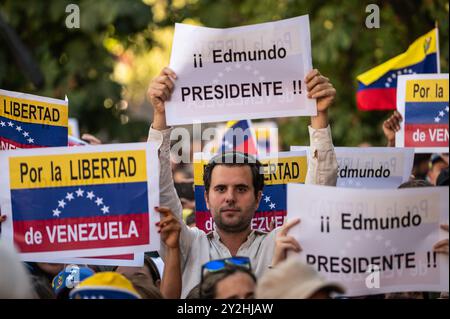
top-left (435, 20), bottom-right (440, 73)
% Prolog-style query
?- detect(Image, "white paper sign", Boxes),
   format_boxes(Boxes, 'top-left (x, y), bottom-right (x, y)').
top-left (291, 146), bottom-right (415, 188)
top-left (0, 143), bottom-right (160, 261)
top-left (166, 15), bottom-right (316, 125)
top-left (287, 184), bottom-right (449, 296)
top-left (37, 253), bottom-right (145, 267)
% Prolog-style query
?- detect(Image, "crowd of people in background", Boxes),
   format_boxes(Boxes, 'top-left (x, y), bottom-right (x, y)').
top-left (0, 66), bottom-right (448, 300)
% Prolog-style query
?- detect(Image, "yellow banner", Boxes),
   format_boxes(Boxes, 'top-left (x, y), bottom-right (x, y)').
top-left (194, 155), bottom-right (307, 186)
top-left (10, 150), bottom-right (147, 189)
top-left (0, 95), bottom-right (68, 127)
top-left (405, 79), bottom-right (449, 102)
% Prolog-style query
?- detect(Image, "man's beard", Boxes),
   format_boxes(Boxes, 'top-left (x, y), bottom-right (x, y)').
top-left (213, 209), bottom-right (254, 233)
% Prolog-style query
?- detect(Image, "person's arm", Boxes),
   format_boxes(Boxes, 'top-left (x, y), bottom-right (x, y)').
top-left (433, 224), bottom-right (449, 255)
top-left (156, 207), bottom-right (182, 299)
top-left (382, 111), bottom-right (403, 147)
top-left (147, 67), bottom-right (197, 261)
top-left (304, 69), bottom-right (338, 186)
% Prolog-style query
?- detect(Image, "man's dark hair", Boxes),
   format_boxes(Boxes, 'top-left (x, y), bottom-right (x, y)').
top-left (398, 179), bottom-right (433, 189)
top-left (199, 265), bottom-right (257, 299)
top-left (203, 152), bottom-right (265, 197)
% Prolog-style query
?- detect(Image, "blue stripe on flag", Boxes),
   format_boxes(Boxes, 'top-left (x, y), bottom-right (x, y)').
top-left (11, 182), bottom-right (149, 221)
top-left (0, 116), bottom-right (68, 147)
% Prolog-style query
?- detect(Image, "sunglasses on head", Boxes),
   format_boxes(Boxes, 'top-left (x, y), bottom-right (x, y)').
top-left (201, 256), bottom-right (251, 281)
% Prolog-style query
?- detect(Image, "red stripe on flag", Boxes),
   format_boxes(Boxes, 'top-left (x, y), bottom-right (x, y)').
top-left (356, 88), bottom-right (396, 111)
top-left (13, 213), bottom-right (150, 253)
top-left (235, 139), bottom-right (258, 155)
top-left (195, 210), bottom-right (286, 233)
top-left (86, 254), bottom-right (135, 260)
top-left (0, 137), bottom-right (45, 150)
top-left (404, 124), bottom-right (449, 147)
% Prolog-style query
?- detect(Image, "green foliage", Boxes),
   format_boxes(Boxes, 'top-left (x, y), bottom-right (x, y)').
top-left (0, 0), bottom-right (152, 142)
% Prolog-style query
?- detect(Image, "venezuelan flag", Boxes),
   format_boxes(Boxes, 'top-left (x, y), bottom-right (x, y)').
top-left (356, 28), bottom-right (440, 111)
top-left (220, 120), bottom-right (258, 155)
top-left (6, 148), bottom-right (153, 256)
top-left (0, 89), bottom-right (68, 149)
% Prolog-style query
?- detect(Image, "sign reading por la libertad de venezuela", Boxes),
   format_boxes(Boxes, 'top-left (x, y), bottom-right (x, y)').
top-left (0, 143), bottom-right (160, 262)
top-left (0, 89), bottom-right (68, 150)
top-left (166, 15), bottom-right (316, 125)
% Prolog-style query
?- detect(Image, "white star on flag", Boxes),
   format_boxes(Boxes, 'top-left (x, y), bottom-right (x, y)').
top-left (23, 131), bottom-right (29, 137)
top-left (8, 121), bottom-right (14, 127)
top-left (269, 202), bottom-right (276, 210)
top-left (86, 191), bottom-right (95, 200)
top-left (0, 121), bottom-right (5, 127)
top-left (101, 206), bottom-right (110, 214)
top-left (445, 106), bottom-right (449, 112)
top-left (95, 197), bottom-right (104, 206)
top-left (439, 111), bottom-right (445, 117)
top-left (16, 126), bottom-right (22, 132)
top-left (435, 117), bottom-right (441, 123)
top-left (66, 192), bottom-right (74, 201)
top-left (27, 138), bottom-right (34, 144)
top-left (264, 196), bottom-right (270, 203)
top-left (58, 199), bottom-right (66, 208)
top-left (53, 208), bottom-right (61, 217)
top-left (76, 188), bottom-right (84, 197)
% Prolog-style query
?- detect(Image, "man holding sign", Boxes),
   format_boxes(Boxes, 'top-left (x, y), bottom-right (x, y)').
top-left (148, 60), bottom-right (337, 297)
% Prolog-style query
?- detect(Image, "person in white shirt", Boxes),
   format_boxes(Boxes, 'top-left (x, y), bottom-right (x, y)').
top-left (147, 67), bottom-right (338, 298)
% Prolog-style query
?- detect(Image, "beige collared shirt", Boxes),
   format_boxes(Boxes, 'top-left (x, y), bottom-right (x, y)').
top-left (148, 125), bottom-right (337, 298)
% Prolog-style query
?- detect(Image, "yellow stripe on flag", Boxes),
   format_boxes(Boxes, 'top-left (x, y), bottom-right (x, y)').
top-left (357, 28), bottom-right (438, 86)
top-left (9, 150), bottom-right (147, 189)
top-left (226, 120), bottom-right (238, 128)
top-left (405, 79), bottom-right (449, 102)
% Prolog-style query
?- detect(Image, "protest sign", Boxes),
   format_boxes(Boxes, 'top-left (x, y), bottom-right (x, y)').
top-left (194, 151), bottom-right (307, 233)
top-left (0, 143), bottom-right (160, 261)
top-left (291, 146), bottom-right (414, 188)
top-left (396, 74), bottom-right (449, 153)
top-left (166, 15), bottom-right (316, 125)
top-left (287, 184), bottom-right (449, 296)
top-left (0, 89), bottom-right (68, 150)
